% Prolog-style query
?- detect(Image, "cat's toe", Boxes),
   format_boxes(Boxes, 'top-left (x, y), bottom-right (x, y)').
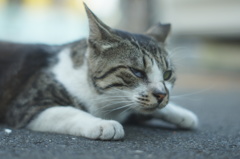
top-left (109, 120), bottom-right (125, 140)
top-left (98, 120), bottom-right (124, 140)
top-left (85, 120), bottom-right (124, 140)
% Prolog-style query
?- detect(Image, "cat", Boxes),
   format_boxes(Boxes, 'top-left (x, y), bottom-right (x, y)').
top-left (0, 3), bottom-right (198, 140)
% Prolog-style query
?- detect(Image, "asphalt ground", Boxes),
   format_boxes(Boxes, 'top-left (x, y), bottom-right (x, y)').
top-left (0, 89), bottom-right (240, 159)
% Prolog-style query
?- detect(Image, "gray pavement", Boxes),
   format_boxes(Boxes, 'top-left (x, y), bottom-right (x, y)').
top-left (0, 90), bottom-right (240, 159)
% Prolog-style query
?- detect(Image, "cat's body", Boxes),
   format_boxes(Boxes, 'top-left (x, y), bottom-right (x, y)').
top-left (0, 4), bottom-right (198, 140)
top-left (0, 41), bottom-right (83, 127)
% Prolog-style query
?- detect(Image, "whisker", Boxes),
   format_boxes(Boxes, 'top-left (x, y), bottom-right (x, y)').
top-left (93, 99), bottom-right (133, 113)
top-left (91, 95), bottom-right (130, 102)
top-left (91, 97), bottom-right (128, 104)
top-left (91, 100), bottom-right (122, 105)
top-left (103, 103), bottom-right (135, 116)
top-left (168, 47), bottom-right (188, 58)
top-left (104, 104), bottom-right (132, 113)
top-left (171, 84), bottom-right (216, 99)
top-left (172, 55), bottom-right (189, 63)
top-left (100, 101), bottom-right (132, 109)
top-left (118, 104), bottom-right (136, 116)
top-left (91, 96), bottom-right (128, 101)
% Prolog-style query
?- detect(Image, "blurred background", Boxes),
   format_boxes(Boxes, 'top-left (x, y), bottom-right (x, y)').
top-left (0, 0), bottom-right (240, 93)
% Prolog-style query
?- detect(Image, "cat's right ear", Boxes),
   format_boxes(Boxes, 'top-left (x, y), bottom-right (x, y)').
top-left (146, 23), bottom-right (171, 43)
top-left (84, 3), bottom-right (113, 42)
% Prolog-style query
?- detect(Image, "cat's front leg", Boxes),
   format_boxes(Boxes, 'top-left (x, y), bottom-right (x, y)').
top-left (27, 106), bottom-right (124, 140)
top-left (153, 102), bottom-right (198, 129)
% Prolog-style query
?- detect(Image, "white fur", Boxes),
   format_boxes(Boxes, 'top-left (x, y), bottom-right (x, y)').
top-left (153, 102), bottom-right (198, 129)
top-left (27, 48), bottom-right (198, 140)
top-left (50, 48), bottom-right (131, 121)
top-left (147, 59), bottom-right (168, 93)
top-left (165, 82), bottom-right (173, 93)
top-left (148, 60), bottom-right (163, 84)
top-left (51, 48), bottom-right (96, 112)
top-left (27, 106), bottom-right (124, 140)
top-left (28, 48), bottom-right (125, 140)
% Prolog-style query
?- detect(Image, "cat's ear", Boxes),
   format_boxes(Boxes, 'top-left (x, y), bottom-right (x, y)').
top-left (146, 23), bottom-right (171, 43)
top-left (83, 3), bottom-right (113, 41)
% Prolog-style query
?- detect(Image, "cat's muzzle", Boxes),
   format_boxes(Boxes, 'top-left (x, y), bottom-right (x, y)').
top-left (141, 97), bottom-right (169, 113)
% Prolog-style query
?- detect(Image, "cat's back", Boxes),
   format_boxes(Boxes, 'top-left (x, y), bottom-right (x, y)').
top-left (0, 42), bottom-right (59, 82)
top-left (0, 42), bottom-right (60, 119)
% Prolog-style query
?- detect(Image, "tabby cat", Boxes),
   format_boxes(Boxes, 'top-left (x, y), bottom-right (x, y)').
top-left (0, 4), bottom-right (198, 140)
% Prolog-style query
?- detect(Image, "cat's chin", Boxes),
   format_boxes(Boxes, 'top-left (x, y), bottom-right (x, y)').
top-left (142, 108), bottom-right (157, 114)
top-left (137, 104), bottom-right (167, 114)
top-left (137, 107), bottom-right (158, 114)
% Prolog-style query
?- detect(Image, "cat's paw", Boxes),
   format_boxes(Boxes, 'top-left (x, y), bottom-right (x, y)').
top-left (154, 103), bottom-right (199, 130)
top-left (176, 110), bottom-right (198, 129)
top-left (83, 120), bottom-right (125, 140)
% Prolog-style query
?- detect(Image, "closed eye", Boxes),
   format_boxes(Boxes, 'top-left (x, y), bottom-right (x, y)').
top-left (129, 67), bottom-right (146, 79)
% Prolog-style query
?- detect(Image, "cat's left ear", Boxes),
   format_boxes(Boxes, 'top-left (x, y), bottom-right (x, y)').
top-left (146, 23), bottom-right (171, 43)
top-left (83, 3), bottom-right (113, 42)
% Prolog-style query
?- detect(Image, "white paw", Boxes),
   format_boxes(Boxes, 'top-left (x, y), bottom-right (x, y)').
top-left (155, 103), bottom-right (199, 130)
top-left (176, 110), bottom-right (199, 129)
top-left (83, 120), bottom-right (125, 140)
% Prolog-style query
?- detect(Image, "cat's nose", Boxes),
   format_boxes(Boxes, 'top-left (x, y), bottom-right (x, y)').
top-left (152, 89), bottom-right (166, 103)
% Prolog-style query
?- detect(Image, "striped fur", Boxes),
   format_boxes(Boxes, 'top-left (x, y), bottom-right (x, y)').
top-left (0, 4), bottom-right (198, 140)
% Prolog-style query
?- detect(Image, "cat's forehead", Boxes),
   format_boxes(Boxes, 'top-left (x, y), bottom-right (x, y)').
top-left (114, 30), bottom-right (163, 56)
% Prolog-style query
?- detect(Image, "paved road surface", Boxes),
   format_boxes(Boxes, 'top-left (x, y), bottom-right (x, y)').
top-left (0, 90), bottom-right (240, 159)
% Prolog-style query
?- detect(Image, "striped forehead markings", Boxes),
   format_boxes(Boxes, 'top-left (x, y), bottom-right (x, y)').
top-left (142, 55), bottom-right (147, 68)
top-left (141, 49), bottom-right (154, 66)
top-left (129, 38), bottom-right (141, 49)
top-left (163, 56), bottom-right (169, 69)
top-left (94, 65), bottom-right (128, 80)
top-left (108, 38), bottom-right (169, 71)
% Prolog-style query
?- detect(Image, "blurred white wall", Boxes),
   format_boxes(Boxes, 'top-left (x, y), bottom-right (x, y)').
top-left (156, 0), bottom-right (240, 38)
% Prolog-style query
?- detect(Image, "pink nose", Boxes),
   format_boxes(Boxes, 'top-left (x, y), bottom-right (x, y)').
top-left (158, 94), bottom-right (166, 100)
top-left (152, 90), bottom-right (166, 103)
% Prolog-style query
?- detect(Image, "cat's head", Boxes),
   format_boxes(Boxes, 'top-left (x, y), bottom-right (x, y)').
top-left (84, 4), bottom-right (175, 114)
